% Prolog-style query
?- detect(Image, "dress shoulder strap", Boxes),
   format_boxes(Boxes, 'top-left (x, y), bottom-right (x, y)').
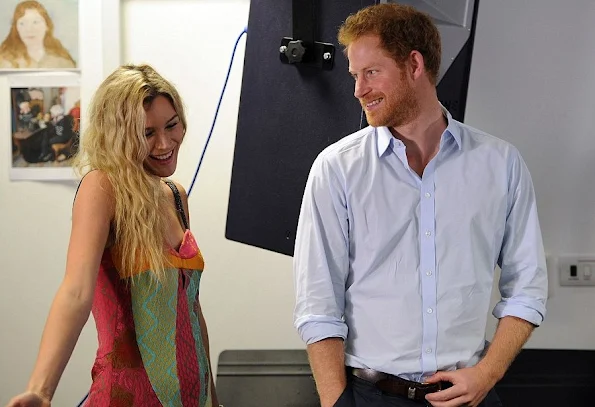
top-left (163, 179), bottom-right (189, 230)
top-left (73, 169), bottom-right (96, 204)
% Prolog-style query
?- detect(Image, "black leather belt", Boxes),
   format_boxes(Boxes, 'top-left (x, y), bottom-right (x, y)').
top-left (350, 368), bottom-right (449, 403)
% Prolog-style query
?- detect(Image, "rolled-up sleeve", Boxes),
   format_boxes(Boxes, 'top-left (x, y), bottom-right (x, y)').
top-left (293, 152), bottom-right (350, 344)
top-left (494, 147), bottom-right (548, 326)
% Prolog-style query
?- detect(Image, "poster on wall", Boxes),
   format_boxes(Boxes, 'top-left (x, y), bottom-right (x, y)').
top-left (8, 74), bottom-right (80, 180)
top-left (0, 0), bottom-right (79, 71)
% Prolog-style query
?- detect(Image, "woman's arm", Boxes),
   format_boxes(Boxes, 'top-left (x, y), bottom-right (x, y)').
top-left (10, 171), bottom-right (114, 403)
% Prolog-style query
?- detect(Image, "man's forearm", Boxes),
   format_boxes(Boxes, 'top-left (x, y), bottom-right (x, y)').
top-left (476, 316), bottom-right (535, 382)
top-left (307, 338), bottom-right (346, 407)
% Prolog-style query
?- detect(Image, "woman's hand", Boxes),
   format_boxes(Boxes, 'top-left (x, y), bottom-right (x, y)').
top-left (6, 391), bottom-right (51, 407)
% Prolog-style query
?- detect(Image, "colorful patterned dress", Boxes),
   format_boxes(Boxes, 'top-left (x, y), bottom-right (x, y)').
top-left (85, 181), bottom-right (212, 407)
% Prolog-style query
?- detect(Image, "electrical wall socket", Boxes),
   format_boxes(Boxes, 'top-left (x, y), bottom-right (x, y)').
top-left (558, 255), bottom-right (595, 286)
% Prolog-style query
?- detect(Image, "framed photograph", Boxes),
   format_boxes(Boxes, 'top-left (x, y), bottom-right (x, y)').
top-left (8, 73), bottom-right (80, 180)
top-left (0, 0), bottom-right (79, 71)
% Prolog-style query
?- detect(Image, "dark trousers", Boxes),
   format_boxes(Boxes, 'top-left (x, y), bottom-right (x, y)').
top-left (335, 374), bottom-right (503, 407)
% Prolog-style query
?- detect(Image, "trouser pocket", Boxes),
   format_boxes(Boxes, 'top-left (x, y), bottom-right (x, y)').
top-left (333, 384), bottom-right (354, 407)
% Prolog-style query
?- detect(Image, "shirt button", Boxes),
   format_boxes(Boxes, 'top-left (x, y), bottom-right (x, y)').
top-left (426, 271), bottom-right (433, 276)
top-left (426, 348), bottom-right (433, 354)
top-left (427, 308), bottom-right (433, 314)
top-left (424, 192), bottom-right (431, 198)
top-left (425, 230), bottom-right (432, 237)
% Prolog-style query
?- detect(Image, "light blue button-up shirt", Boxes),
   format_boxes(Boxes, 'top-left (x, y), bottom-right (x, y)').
top-left (293, 110), bottom-right (548, 382)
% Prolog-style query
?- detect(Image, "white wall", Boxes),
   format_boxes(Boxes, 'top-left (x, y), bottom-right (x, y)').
top-left (1, 0), bottom-right (594, 405)
top-left (467, 0), bottom-right (595, 346)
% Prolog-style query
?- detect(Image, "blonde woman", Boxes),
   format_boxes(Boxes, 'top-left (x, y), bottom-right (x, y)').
top-left (0, 0), bottom-right (76, 69)
top-left (6, 64), bottom-right (219, 407)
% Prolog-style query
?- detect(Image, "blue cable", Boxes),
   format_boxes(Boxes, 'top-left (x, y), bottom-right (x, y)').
top-left (76, 393), bottom-right (88, 407)
top-left (187, 27), bottom-right (248, 197)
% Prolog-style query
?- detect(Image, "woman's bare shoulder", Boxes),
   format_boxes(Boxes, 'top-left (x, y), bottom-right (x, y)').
top-left (75, 170), bottom-right (115, 214)
top-left (43, 54), bottom-right (76, 69)
top-left (0, 54), bottom-right (13, 68)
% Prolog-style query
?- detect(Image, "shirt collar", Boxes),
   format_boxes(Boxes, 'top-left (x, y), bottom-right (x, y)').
top-left (441, 105), bottom-right (462, 150)
top-left (376, 126), bottom-right (395, 157)
top-left (375, 105), bottom-right (462, 157)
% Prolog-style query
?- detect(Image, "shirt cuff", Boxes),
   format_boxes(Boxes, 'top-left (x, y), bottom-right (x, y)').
top-left (492, 298), bottom-right (546, 326)
top-left (295, 316), bottom-right (348, 344)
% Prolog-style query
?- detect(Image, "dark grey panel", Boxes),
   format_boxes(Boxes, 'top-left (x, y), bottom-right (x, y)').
top-left (225, 0), bottom-right (375, 255)
top-left (217, 349), bottom-right (318, 407)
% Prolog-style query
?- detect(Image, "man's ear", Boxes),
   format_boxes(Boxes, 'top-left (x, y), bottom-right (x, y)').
top-left (408, 50), bottom-right (425, 81)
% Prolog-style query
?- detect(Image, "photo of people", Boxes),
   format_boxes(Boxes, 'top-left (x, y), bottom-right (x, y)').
top-left (10, 85), bottom-right (80, 180)
top-left (0, 0), bottom-right (79, 70)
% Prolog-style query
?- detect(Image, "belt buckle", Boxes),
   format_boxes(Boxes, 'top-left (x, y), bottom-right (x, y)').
top-left (407, 386), bottom-right (416, 400)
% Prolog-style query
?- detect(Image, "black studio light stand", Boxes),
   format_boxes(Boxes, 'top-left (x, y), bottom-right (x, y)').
top-left (279, 0), bottom-right (335, 70)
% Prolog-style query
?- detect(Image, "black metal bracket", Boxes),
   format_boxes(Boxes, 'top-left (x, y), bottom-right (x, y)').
top-left (279, 38), bottom-right (335, 70)
top-left (279, 0), bottom-right (335, 70)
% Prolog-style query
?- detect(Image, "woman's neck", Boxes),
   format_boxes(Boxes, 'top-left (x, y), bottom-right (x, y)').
top-left (26, 44), bottom-right (45, 62)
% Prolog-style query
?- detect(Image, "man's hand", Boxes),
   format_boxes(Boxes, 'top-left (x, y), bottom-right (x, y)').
top-left (423, 365), bottom-right (498, 407)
